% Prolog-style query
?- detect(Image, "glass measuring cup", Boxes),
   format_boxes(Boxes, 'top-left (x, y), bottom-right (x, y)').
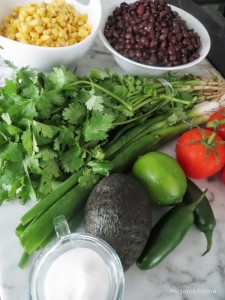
top-left (29, 215), bottom-right (124, 300)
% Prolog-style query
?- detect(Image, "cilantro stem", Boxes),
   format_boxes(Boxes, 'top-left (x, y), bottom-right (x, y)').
top-left (63, 81), bottom-right (133, 111)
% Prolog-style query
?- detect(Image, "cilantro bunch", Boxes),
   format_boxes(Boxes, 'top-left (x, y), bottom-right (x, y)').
top-left (1, 66), bottom-right (220, 205)
top-left (0, 66), bottom-right (164, 203)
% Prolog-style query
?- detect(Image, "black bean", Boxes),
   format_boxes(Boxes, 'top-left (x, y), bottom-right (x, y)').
top-left (137, 4), bottom-right (145, 15)
top-left (176, 32), bottom-right (183, 42)
top-left (174, 43), bottom-right (182, 51)
top-left (159, 33), bottom-right (167, 40)
top-left (158, 49), bottom-right (165, 57)
top-left (182, 30), bottom-right (189, 38)
top-left (150, 39), bottom-right (158, 48)
top-left (125, 32), bottom-right (132, 39)
top-left (129, 49), bottom-right (135, 57)
top-left (125, 43), bottom-right (132, 50)
top-left (169, 54), bottom-right (176, 61)
top-left (146, 23), bottom-right (154, 32)
top-left (160, 40), bottom-right (167, 49)
top-left (135, 49), bottom-right (142, 57)
top-left (161, 27), bottom-right (169, 34)
top-left (168, 45), bottom-right (175, 55)
top-left (170, 35), bottom-right (177, 44)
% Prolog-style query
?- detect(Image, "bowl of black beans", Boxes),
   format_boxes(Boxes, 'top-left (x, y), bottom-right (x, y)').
top-left (99, 0), bottom-right (211, 75)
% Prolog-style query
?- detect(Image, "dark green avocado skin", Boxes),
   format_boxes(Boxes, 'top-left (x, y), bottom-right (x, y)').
top-left (84, 173), bottom-right (152, 270)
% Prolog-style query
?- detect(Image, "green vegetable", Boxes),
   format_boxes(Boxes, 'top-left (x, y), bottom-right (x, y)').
top-left (132, 152), bottom-right (187, 206)
top-left (108, 115), bottom-right (209, 173)
top-left (137, 189), bottom-right (208, 270)
top-left (21, 169), bottom-right (83, 225)
top-left (183, 178), bottom-right (216, 256)
top-left (17, 181), bottom-right (95, 254)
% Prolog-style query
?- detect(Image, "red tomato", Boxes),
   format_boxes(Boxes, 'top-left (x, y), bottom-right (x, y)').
top-left (176, 128), bottom-right (225, 179)
top-left (207, 108), bottom-right (225, 140)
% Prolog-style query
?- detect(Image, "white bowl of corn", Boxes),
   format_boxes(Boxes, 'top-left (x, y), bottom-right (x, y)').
top-left (0, 0), bottom-right (101, 71)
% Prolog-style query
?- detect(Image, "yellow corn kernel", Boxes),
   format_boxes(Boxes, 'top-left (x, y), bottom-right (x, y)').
top-left (42, 17), bottom-right (50, 24)
top-left (52, 27), bottom-right (58, 36)
top-left (78, 27), bottom-right (88, 37)
top-left (40, 34), bottom-right (49, 41)
top-left (20, 23), bottom-right (31, 33)
top-left (56, 14), bottom-right (64, 24)
top-left (29, 19), bottom-right (39, 27)
top-left (30, 31), bottom-right (39, 39)
top-left (35, 26), bottom-right (44, 34)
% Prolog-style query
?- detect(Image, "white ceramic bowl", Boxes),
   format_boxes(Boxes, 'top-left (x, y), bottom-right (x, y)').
top-left (0, 0), bottom-right (101, 71)
top-left (99, 0), bottom-right (211, 76)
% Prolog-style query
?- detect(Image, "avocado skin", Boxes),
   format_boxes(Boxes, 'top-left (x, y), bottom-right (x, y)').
top-left (84, 173), bottom-right (152, 270)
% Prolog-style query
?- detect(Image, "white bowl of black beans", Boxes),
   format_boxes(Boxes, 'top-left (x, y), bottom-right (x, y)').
top-left (99, 0), bottom-right (211, 76)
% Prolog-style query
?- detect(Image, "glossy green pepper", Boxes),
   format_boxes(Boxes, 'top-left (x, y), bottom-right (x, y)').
top-left (137, 189), bottom-right (207, 270)
top-left (183, 178), bottom-right (216, 256)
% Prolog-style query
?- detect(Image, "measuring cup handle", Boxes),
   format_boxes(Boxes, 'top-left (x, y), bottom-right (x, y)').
top-left (54, 215), bottom-right (71, 238)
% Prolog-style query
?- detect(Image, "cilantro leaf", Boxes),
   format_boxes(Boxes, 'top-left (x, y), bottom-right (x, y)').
top-left (88, 161), bottom-right (110, 176)
top-left (37, 148), bottom-right (57, 162)
top-left (23, 155), bottom-right (41, 175)
top-left (85, 90), bottom-right (104, 112)
top-left (47, 66), bottom-right (77, 90)
top-left (34, 121), bottom-right (59, 138)
top-left (78, 168), bottom-right (99, 189)
top-left (62, 102), bottom-right (86, 125)
top-left (2, 79), bottom-right (18, 95)
top-left (57, 126), bottom-right (75, 147)
top-left (21, 84), bottom-right (39, 99)
top-left (2, 142), bottom-right (23, 162)
top-left (16, 67), bottom-right (37, 87)
top-left (61, 145), bottom-right (84, 173)
top-left (40, 159), bottom-right (60, 178)
top-left (38, 175), bottom-right (62, 197)
top-left (1, 113), bottom-right (11, 125)
top-left (22, 129), bottom-right (33, 155)
top-left (35, 90), bottom-right (54, 118)
top-left (83, 111), bottom-right (114, 142)
top-left (89, 69), bottom-right (103, 80)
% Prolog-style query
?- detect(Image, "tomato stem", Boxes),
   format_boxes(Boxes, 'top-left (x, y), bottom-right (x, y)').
top-left (207, 131), bottom-right (217, 145)
top-left (207, 119), bottom-right (225, 128)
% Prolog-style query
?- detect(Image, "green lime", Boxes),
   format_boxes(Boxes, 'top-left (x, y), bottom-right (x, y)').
top-left (132, 152), bottom-right (187, 206)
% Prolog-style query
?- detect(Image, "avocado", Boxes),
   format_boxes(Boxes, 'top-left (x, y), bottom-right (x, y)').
top-left (84, 173), bottom-right (152, 270)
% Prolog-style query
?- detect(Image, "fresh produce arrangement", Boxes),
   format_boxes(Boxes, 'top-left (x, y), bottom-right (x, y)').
top-left (0, 63), bottom-right (224, 269)
top-left (104, 0), bottom-right (201, 66)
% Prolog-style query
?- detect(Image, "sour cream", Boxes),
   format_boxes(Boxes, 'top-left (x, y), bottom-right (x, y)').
top-left (44, 247), bottom-right (109, 300)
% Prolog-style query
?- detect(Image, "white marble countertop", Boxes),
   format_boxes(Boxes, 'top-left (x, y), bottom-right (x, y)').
top-left (0, 36), bottom-right (225, 300)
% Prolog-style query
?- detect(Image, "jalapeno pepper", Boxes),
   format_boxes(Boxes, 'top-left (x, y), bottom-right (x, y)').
top-left (183, 178), bottom-right (216, 256)
top-left (137, 189), bottom-right (207, 270)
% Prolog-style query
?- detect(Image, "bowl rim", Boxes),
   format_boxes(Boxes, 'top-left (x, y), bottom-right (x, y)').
top-left (0, 0), bottom-right (102, 51)
top-left (98, 4), bottom-right (211, 71)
